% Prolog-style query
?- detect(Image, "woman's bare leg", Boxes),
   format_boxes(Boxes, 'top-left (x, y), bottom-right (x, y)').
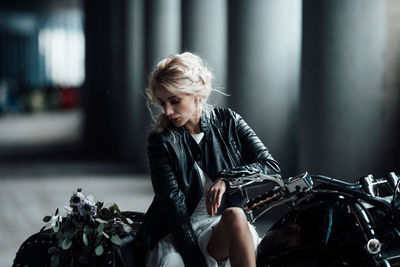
top-left (207, 207), bottom-right (256, 267)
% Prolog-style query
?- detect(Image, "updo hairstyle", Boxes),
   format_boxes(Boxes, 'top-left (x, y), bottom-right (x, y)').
top-left (146, 52), bottom-right (214, 132)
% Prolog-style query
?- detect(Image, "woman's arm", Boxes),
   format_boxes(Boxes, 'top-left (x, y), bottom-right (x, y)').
top-left (229, 110), bottom-right (281, 175)
top-left (147, 133), bottom-right (206, 267)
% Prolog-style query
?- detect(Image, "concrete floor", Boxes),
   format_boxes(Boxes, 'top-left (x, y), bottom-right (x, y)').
top-left (0, 162), bottom-right (154, 267)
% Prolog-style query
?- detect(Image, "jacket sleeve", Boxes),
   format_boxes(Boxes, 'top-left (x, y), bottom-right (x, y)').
top-left (229, 110), bottom-right (281, 175)
top-left (147, 133), bottom-right (206, 267)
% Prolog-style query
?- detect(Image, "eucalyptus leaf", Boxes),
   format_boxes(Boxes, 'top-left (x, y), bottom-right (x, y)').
top-left (97, 223), bottom-right (105, 234)
top-left (95, 245), bottom-right (104, 256)
top-left (50, 254), bottom-right (59, 267)
top-left (56, 231), bottom-right (63, 240)
top-left (83, 233), bottom-right (89, 246)
top-left (95, 218), bottom-right (108, 224)
top-left (111, 234), bottom-right (122, 246)
top-left (63, 229), bottom-right (75, 239)
top-left (84, 225), bottom-right (94, 235)
top-left (53, 222), bottom-right (60, 233)
top-left (43, 215), bottom-right (52, 222)
top-left (102, 232), bottom-right (110, 239)
top-left (62, 238), bottom-right (72, 250)
top-left (72, 217), bottom-right (84, 228)
top-left (113, 204), bottom-right (121, 217)
top-left (48, 246), bottom-right (59, 254)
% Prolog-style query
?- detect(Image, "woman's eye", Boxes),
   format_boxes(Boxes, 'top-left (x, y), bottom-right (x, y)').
top-left (171, 99), bottom-right (180, 105)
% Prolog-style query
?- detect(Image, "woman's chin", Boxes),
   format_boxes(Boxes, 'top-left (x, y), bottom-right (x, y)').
top-left (170, 118), bottom-right (184, 127)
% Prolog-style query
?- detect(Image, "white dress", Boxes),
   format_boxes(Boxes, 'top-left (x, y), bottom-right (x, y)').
top-left (146, 133), bottom-right (260, 267)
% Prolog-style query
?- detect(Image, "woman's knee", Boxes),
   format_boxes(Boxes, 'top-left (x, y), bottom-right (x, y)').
top-left (221, 207), bottom-right (248, 232)
top-left (159, 252), bottom-right (184, 267)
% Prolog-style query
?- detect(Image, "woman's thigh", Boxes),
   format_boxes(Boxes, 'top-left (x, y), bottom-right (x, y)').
top-left (207, 207), bottom-right (249, 261)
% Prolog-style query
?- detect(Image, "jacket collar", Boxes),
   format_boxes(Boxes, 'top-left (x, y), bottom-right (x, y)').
top-left (173, 106), bottom-right (213, 135)
top-left (199, 105), bottom-right (212, 132)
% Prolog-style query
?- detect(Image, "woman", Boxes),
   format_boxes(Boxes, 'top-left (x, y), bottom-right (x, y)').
top-left (135, 52), bottom-right (280, 267)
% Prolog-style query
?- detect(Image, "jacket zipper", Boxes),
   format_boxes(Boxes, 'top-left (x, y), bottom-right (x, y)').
top-left (232, 140), bottom-right (245, 164)
top-left (217, 128), bottom-right (241, 166)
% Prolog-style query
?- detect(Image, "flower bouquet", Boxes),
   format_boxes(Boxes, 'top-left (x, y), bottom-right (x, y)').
top-left (40, 188), bottom-right (140, 267)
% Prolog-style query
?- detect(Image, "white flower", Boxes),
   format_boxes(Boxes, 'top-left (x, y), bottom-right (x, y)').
top-left (50, 214), bottom-right (62, 227)
top-left (77, 194), bottom-right (97, 217)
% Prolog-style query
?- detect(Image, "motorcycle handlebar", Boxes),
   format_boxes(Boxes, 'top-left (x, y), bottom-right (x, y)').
top-left (310, 174), bottom-right (363, 191)
top-left (241, 172), bottom-right (399, 220)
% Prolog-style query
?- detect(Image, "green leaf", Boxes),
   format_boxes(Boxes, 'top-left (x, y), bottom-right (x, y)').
top-left (62, 238), bottom-right (72, 250)
top-left (84, 225), bottom-right (94, 235)
top-left (111, 235), bottom-right (122, 246)
top-left (63, 229), bottom-right (75, 239)
top-left (126, 218), bottom-right (133, 224)
top-left (43, 215), bottom-right (52, 222)
top-left (72, 217), bottom-right (84, 228)
top-left (50, 254), bottom-right (59, 267)
top-left (48, 246), bottom-right (59, 254)
top-left (83, 233), bottom-right (89, 246)
top-left (96, 223), bottom-right (105, 234)
top-left (102, 232), bottom-right (110, 239)
top-left (53, 222), bottom-right (60, 233)
top-left (95, 245), bottom-right (104, 256)
top-left (95, 218), bottom-right (108, 224)
top-left (113, 204), bottom-right (121, 217)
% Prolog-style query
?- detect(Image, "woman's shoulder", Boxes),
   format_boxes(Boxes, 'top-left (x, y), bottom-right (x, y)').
top-left (148, 128), bottom-right (180, 144)
top-left (211, 107), bottom-right (241, 122)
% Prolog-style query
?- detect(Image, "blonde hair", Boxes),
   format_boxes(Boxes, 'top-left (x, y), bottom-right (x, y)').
top-left (146, 52), bottom-right (214, 133)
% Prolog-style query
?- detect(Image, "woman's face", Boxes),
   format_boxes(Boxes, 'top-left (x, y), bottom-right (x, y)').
top-left (155, 86), bottom-right (200, 130)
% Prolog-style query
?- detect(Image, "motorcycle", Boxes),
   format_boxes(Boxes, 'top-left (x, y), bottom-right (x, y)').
top-left (226, 170), bottom-right (400, 266)
top-left (13, 171), bottom-right (400, 267)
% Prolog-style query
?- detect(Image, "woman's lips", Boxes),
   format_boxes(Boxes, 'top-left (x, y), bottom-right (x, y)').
top-left (170, 117), bottom-right (180, 123)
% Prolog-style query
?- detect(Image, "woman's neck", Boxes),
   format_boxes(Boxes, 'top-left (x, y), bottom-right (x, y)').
top-left (185, 108), bottom-right (202, 134)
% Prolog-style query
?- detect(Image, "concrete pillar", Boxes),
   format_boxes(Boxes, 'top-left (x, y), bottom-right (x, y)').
top-left (145, 0), bottom-right (181, 71)
top-left (228, 0), bottom-right (302, 177)
top-left (84, 0), bottom-right (115, 157)
top-left (300, 0), bottom-right (400, 180)
top-left (84, 0), bottom-right (147, 171)
top-left (182, 0), bottom-right (228, 107)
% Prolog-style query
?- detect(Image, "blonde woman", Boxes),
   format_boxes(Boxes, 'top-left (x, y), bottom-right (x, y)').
top-left (135, 52), bottom-right (280, 267)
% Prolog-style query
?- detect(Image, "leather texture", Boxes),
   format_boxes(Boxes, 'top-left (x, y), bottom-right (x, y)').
top-left (135, 107), bottom-right (281, 267)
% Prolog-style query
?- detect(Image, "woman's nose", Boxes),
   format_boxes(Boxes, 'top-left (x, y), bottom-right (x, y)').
top-left (165, 104), bottom-right (173, 115)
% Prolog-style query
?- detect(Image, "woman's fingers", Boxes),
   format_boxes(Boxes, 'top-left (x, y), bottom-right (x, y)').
top-left (206, 179), bottom-right (227, 216)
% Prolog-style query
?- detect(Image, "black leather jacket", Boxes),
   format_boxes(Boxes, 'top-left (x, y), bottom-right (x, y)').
top-left (135, 107), bottom-right (280, 266)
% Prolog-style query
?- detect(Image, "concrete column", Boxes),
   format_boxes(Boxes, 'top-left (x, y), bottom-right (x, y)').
top-left (228, 0), bottom-right (302, 177)
top-left (182, 0), bottom-right (228, 107)
top-left (145, 0), bottom-right (181, 71)
top-left (300, 0), bottom-right (400, 180)
top-left (118, 0), bottom-right (147, 170)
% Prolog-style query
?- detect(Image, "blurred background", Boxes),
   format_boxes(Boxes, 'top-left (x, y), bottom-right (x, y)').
top-left (1, 0), bottom-right (400, 266)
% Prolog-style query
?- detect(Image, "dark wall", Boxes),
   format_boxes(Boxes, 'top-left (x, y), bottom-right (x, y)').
top-left (300, 0), bottom-right (400, 180)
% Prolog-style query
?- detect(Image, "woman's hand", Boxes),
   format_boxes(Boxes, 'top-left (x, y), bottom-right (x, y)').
top-left (206, 179), bottom-right (226, 216)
